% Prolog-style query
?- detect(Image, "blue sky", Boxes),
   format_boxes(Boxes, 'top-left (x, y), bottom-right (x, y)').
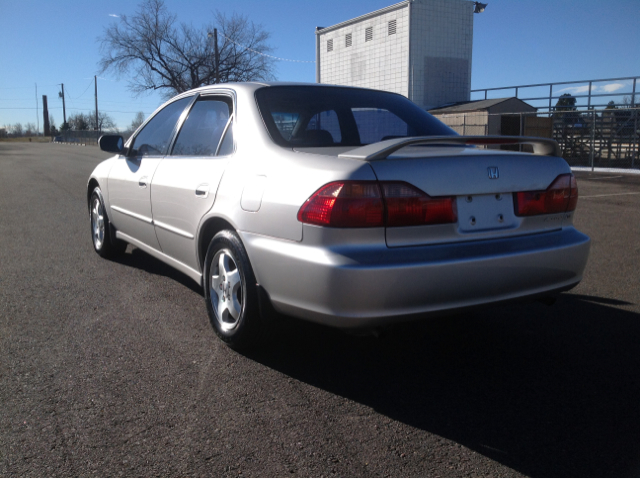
top-left (1, 0), bottom-right (638, 131)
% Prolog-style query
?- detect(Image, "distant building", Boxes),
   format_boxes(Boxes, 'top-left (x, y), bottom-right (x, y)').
top-left (430, 98), bottom-right (553, 146)
top-left (315, 0), bottom-right (474, 110)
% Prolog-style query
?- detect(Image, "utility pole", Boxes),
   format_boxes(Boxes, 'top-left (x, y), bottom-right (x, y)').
top-left (35, 83), bottom-right (39, 135)
top-left (42, 95), bottom-right (50, 136)
top-left (214, 28), bottom-right (219, 84)
top-left (60, 83), bottom-right (66, 126)
top-left (207, 29), bottom-right (220, 84)
top-left (94, 75), bottom-right (99, 141)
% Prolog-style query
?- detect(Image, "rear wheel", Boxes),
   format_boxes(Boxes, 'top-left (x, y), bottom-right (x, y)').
top-left (204, 230), bottom-right (262, 350)
top-left (89, 187), bottom-right (126, 258)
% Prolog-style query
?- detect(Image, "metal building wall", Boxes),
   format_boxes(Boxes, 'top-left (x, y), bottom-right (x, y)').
top-left (316, 0), bottom-right (474, 110)
top-left (409, 0), bottom-right (474, 109)
top-left (316, 2), bottom-right (410, 97)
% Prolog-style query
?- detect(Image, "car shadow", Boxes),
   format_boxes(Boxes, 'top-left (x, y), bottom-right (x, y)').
top-left (109, 246), bottom-right (203, 296)
top-left (100, 244), bottom-right (640, 475)
top-left (247, 294), bottom-right (640, 477)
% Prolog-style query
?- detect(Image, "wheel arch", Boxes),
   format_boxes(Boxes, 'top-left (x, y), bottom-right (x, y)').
top-left (87, 179), bottom-right (119, 246)
top-left (87, 178), bottom-right (100, 210)
top-left (198, 216), bottom-right (276, 324)
top-left (197, 216), bottom-right (237, 272)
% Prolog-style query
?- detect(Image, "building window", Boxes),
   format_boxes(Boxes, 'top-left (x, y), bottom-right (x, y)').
top-left (327, 39), bottom-right (333, 52)
top-left (365, 26), bottom-right (373, 42)
top-left (388, 20), bottom-right (397, 35)
top-left (345, 33), bottom-right (352, 47)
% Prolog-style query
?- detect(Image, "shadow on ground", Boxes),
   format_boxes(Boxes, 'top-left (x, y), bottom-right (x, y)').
top-left (109, 246), bottom-right (203, 295)
top-left (247, 294), bottom-right (640, 477)
top-left (112, 248), bottom-right (640, 476)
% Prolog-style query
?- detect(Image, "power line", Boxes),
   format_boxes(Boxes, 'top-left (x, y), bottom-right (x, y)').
top-left (40, 98), bottom-right (159, 107)
top-left (67, 78), bottom-right (95, 100)
top-left (218, 32), bottom-right (315, 63)
top-left (0, 97), bottom-right (157, 106)
top-left (66, 107), bottom-right (152, 114)
top-left (0, 97), bottom-right (44, 101)
top-left (96, 99), bottom-right (160, 105)
top-left (0, 83), bottom-right (60, 90)
top-left (0, 106), bottom-right (151, 114)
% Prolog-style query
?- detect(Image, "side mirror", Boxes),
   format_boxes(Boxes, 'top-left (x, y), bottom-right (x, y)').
top-left (99, 135), bottom-right (124, 154)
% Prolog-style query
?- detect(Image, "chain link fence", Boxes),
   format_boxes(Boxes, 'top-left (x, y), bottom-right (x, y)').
top-left (433, 108), bottom-right (640, 170)
top-left (53, 130), bottom-right (134, 145)
top-left (54, 130), bottom-right (101, 145)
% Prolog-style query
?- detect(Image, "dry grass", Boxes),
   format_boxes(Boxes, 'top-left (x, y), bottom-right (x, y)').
top-left (0, 137), bottom-right (52, 143)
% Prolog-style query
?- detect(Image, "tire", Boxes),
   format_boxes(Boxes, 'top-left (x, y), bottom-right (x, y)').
top-left (89, 187), bottom-right (126, 258)
top-left (203, 230), bottom-right (262, 350)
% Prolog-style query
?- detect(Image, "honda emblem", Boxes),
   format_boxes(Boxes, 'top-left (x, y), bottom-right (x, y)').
top-left (488, 167), bottom-right (499, 179)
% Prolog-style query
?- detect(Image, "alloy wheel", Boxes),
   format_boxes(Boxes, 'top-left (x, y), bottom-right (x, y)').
top-left (210, 250), bottom-right (244, 331)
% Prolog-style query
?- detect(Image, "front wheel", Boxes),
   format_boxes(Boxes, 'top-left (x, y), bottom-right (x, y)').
top-left (89, 187), bottom-right (126, 258)
top-left (204, 230), bottom-right (262, 350)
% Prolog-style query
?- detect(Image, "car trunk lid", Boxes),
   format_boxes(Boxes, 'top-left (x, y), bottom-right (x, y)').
top-left (354, 145), bottom-right (572, 247)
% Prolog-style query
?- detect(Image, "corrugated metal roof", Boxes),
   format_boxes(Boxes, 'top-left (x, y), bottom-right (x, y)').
top-left (429, 97), bottom-right (528, 113)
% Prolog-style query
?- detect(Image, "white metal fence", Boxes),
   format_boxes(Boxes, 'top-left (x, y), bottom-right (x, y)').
top-left (433, 108), bottom-right (640, 169)
top-left (472, 75), bottom-right (639, 112)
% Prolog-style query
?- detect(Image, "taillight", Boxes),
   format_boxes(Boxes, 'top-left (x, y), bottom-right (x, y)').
top-left (567, 174), bottom-right (578, 211)
top-left (382, 182), bottom-right (457, 226)
top-left (297, 181), bottom-right (384, 227)
top-left (514, 173), bottom-right (578, 217)
top-left (298, 181), bottom-right (456, 228)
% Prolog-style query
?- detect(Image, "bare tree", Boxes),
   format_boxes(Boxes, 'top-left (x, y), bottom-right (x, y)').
top-left (130, 111), bottom-right (146, 131)
top-left (24, 123), bottom-right (37, 136)
top-left (98, 0), bottom-right (275, 98)
top-left (622, 95), bottom-right (639, 108)
top-left (88, 111), bottom-right (116, 131)
top-left (68, 113), bottom-right (90, 131)
top-left (12, 123), bottom-right (23, 137)
top-left (49, 115), bottom-right (59, 136)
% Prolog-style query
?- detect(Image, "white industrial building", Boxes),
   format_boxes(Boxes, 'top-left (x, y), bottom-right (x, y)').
top-left (315, 0), bottom-right (475, 110)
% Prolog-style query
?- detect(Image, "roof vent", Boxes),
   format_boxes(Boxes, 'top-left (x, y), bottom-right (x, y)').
top-left (345, 33), bottom-right (352, 47)
top-left (388, 20), bottom-right (397, 35)
top-left (327, 39), bottom-right (333, 52)
top-left (365, 26), bottom-right (373, 42)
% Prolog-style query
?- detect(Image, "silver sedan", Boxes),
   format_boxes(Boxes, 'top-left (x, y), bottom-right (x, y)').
top-left (88, 82), bottom-right (590, 349)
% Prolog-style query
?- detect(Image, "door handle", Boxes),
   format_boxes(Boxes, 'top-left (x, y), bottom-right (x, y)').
top-left (138, 176), bottom-right (149, 188)
top-left (195, 184), bottom-right (209, 198)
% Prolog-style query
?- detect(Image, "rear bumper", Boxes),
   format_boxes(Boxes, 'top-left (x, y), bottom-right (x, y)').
top-left (241, 227), bottom-right (590, 329)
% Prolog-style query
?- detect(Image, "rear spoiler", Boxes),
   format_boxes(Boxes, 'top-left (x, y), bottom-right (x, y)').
top-left (337, 136), bottom-right (561, 161)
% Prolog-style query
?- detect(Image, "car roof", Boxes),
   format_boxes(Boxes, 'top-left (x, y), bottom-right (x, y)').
top-left (185, 81), bottom-right (376, 96)
top-left (151, 82), bottom-right (397, 122)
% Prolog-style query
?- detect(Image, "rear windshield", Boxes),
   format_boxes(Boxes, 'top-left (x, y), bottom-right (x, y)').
top-left (255, 86), bottom-right (456, 148)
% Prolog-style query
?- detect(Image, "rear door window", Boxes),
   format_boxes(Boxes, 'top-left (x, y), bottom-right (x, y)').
top-left (171, 97), bottom-right (232, 156)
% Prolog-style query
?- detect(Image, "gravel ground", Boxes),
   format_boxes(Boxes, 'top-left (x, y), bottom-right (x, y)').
top-left (1, 142), bottom-right (639, 477)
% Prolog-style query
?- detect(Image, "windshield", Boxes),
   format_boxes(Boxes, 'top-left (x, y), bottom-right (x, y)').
top-left (255, 86), bottom-right (457, 148)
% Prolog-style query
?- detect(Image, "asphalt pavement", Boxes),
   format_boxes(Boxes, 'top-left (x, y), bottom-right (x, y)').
top-left (1, 142), bottom-right (639, 477)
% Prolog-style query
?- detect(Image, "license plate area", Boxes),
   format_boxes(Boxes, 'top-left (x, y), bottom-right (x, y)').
top-left (456, 193), bottom-right (518, 233)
